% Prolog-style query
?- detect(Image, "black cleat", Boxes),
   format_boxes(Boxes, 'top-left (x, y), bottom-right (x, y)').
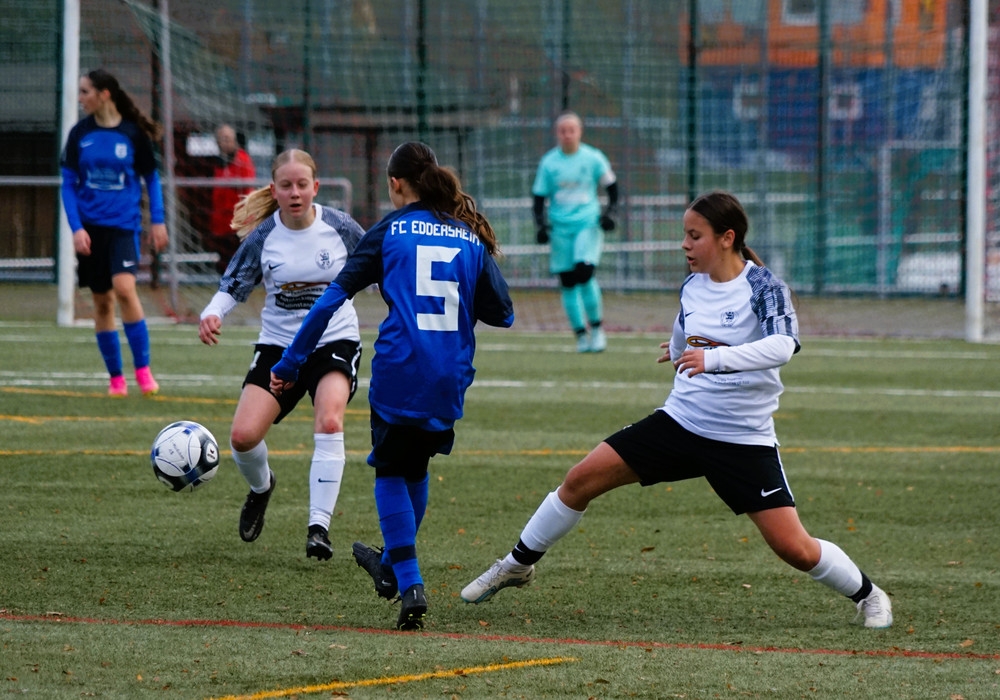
top-left (239, 470), bottom-right (275, 542)
top-left (306, 525), bottom-right (333, 561)
top-left (352, 541), bottom-right (397, 600)
top-left (396, 584), bottom-right (427, 631)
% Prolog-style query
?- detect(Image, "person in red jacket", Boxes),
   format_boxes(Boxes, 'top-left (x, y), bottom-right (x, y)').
top-left (205, 124), bottom-right (256, 273)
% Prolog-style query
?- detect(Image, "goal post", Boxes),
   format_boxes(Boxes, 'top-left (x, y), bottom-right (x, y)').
top-left (965, 0), bottom-right (987, 342)
top-left (56, 0), bottom-right (79, 327)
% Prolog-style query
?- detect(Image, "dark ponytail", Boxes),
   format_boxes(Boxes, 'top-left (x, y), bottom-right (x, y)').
top-left (87, 69), bottom-right (163, 143)
top-left (387, 142), bottom-right (500, 256)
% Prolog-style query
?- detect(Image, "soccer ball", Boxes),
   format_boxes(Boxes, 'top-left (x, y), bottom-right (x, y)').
top-left (150, 421), bottom-right (220, 492)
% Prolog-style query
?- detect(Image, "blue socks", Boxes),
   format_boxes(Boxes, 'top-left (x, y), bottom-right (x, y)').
top-left (374, 475), bottom-right (429, 594)
top-left (96, 330), bottom-right (123, 377)
top-left (123, 319), bottom-right (151, 369)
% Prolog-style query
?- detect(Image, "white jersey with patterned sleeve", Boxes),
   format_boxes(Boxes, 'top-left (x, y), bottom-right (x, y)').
top-left (210, 204), bottom-right (364, 347)
top-left (662, 261), bottom-right (800, 446)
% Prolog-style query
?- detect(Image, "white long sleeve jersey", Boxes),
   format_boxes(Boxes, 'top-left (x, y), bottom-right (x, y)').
top-left (662, 261), bottom-right (800, 446)
top-left (207, 204), bottom-right (364, 347)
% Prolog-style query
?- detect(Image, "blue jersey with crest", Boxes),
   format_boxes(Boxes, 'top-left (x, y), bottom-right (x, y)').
top-left (274, 202), bottom-right (514, 426)
top-left (60, 115), bottom-right (164, 233)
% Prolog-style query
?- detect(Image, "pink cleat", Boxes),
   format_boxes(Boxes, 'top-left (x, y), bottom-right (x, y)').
top-left (135, 366), bottom-right (159, 396)
top-left (108, 375), bottom-right (128, 397)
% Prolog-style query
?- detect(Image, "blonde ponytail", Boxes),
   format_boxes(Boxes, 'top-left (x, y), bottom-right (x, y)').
top-left (232, 187), bottom-right (278, 239)
top-left (230, 149), bottom-right (318, 239)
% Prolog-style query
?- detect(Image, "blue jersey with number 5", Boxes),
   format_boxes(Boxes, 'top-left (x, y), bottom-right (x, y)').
top-left (274, 202), bottom-right (514, 424)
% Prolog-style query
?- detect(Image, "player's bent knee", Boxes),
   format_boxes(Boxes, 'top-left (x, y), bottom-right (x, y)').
top-left (229, 430), bottom-right (264, 454)
top-left (313, 414), bottom-right (346, 435)
top-left (770, 540), bottom-right (819, 571)
top-left (574, 262), bottom-right (595, 284)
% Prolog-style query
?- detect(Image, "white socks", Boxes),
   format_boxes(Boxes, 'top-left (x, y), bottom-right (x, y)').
top-left (231, 439), bottom-right (271, 493)
top-left (807, 539), bottom-right (864, 596)
top-left (506, 490), bottom-right (584, 567)
top-left (309, 433), bottom-right (346, 530)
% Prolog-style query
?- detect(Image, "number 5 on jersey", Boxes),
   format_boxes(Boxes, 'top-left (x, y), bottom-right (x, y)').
top-left (416, 245), bottom-right (460, 331)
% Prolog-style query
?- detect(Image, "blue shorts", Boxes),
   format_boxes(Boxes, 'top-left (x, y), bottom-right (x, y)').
top-left (603, 410), bottom-right (796, 515)
top-left (245, 340), bottom-right (361, 424)
top-left (76, 224), bottom-right (140, 294)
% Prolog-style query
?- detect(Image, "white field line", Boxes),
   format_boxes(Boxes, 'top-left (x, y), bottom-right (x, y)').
top-left (0, 333), bottom-right (997, 362)
top-left (3, 370), bottom-right (1000, 400)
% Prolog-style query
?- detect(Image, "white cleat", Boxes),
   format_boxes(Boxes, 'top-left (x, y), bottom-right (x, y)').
top-left (589, 328), bottom-right (607, 353)
top-left (461, 559), bottom-right (536, 604)
top-left (856, 585), bottom-right (893, 628)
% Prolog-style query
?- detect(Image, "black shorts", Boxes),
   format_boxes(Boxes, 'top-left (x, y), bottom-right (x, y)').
top-left (368, 409), bottom-right (455, 478)
top-left (77, 224), bottom-right (140, 294)
top-left (603, 410), bottom-right (795, 515)
top-left (244, 340), bottom-right (362, 424)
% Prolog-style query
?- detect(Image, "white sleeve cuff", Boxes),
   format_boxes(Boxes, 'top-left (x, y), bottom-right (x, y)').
top-left (200, 291), bottom-right (239, 321)
top-left (709, 334), bottom-right (796, 373)
top-left (704, 349), bottom-right (721, 373)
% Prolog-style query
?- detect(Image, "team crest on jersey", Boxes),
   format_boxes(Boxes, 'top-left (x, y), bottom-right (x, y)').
top-left (720, 309), bottom-right (738, 327)
top-left (115, 143), bottom-right (128, 159)
top-left (315, 249), bottom-right (334, 269)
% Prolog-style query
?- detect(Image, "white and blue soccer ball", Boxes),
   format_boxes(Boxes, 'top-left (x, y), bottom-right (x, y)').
top-left (150, 421), bottom-right (220, 492)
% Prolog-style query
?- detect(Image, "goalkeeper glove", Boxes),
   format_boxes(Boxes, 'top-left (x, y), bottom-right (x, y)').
top-left (599, 207), bottom-right (617, 232)
top-left (536, 225), bottom-right (551, 244)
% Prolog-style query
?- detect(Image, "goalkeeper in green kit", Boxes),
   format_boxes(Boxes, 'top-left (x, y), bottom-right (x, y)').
top-left (532, 111), bottom-right (619, 353)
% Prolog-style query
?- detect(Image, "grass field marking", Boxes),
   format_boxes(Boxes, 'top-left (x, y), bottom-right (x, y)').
top-left (206, 656), bottom-right (578, 700)
top-left (785, 385), bottom-right (1000, 399)
top-left (3, 612), bottom-right (998, 662)
top-left (0, 386), bottom-right (235, 403)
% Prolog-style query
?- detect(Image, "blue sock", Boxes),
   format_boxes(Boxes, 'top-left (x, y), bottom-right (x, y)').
top-left (123, 319), bottom-right (150, 369)
top-left (407, 474), bottom-right (429, 531)
top-left (96, 330), bottom-right (123, 377)
top-left (374, 476), bottom-right (422, 593)
top-left (382, 474), bottom-right (430, 569)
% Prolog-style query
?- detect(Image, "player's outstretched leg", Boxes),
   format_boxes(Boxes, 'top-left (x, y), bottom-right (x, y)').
top-left (806, 539), bottom-right (893, 629)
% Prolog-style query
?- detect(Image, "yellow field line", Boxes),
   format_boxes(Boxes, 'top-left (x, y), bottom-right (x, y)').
top-left (207, 656), bottom-right (577, 700)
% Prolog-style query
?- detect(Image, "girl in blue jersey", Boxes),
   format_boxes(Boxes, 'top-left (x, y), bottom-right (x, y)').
top-left (198, 149), bottom-right (365, 562)
top-left (271, 142), bottom-right (514, 630)
top-left (60, 69), bottom-right (168, 397)
top-left (461, 191), bottom-right (893, 630)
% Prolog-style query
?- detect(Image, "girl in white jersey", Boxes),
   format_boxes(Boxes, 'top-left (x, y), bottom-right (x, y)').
top-left (197, 149), bottom-right (366, 561)
top-left (461, 190), bottom-right (893, 629)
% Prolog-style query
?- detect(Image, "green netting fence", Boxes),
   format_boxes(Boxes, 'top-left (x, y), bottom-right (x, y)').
top-left (1, 0), bottom-right (998, 331)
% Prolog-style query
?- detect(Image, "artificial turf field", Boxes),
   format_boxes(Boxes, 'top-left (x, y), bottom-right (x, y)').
top-left (2, 291), bottom-right (999, 698)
